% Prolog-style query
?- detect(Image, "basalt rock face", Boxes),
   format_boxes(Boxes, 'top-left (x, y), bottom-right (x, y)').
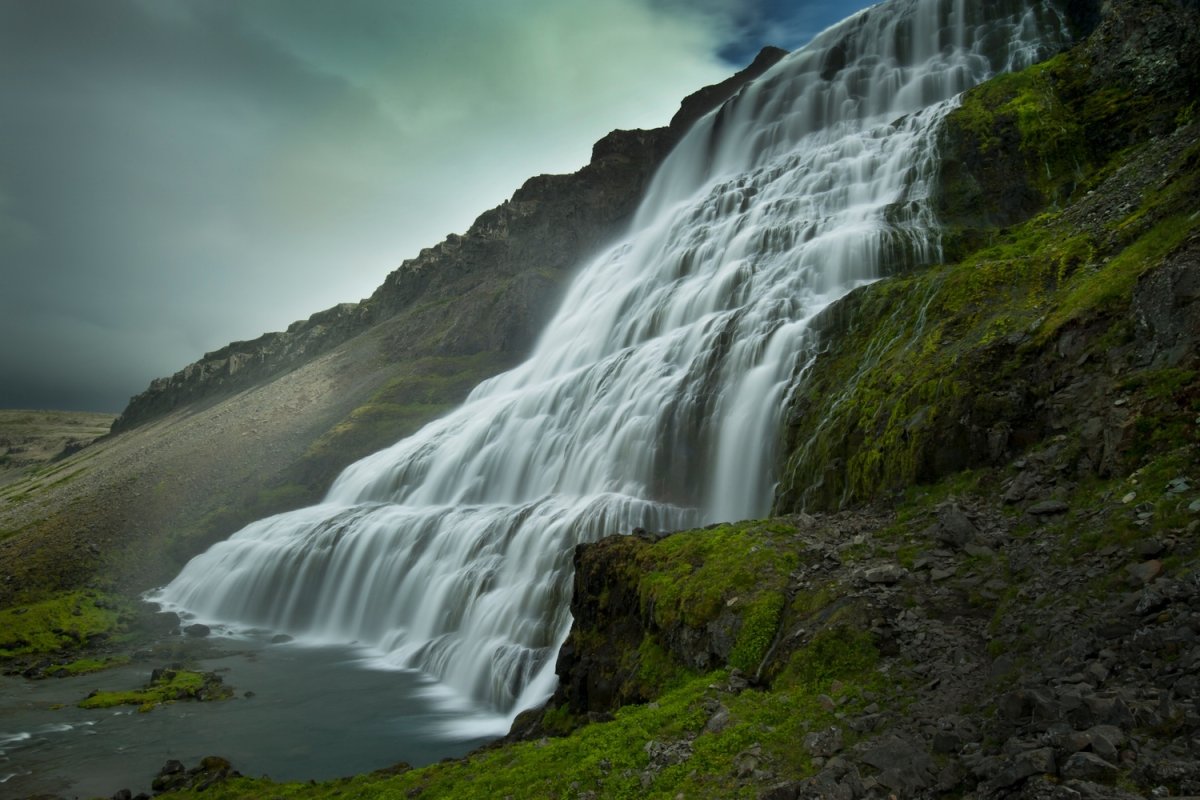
top-left (111, 47), bottom-right (787, 435)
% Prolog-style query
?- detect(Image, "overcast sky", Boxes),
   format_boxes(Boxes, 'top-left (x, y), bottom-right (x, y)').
top-left (0, 0), bottom-right (872, 413)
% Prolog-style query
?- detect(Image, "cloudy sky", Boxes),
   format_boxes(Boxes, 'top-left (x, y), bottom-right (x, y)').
top-left (0, 0), bottom-right (872, 413)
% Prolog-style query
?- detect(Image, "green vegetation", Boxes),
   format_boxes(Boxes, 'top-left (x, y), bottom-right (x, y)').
top-left (0, 590), bottom-right (132, 659)
top-left (79, 667), bottom-right (232, 713)
top-left (0, 410), bottom-right (113, 470)
top-left (944, 52), bottom-right (1092, 210)
top-left (52, 655), bottom-right (132, 676)
top-left (777, 96), bottom-right (1200, 511)
top-left (636, 520), bottom-right (798, 632)
top-left (164, 636), bottom-right (882, 800)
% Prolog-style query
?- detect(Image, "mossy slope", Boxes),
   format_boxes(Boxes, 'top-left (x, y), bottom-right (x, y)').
top-left (776, 6), bottom-right (1200, 512)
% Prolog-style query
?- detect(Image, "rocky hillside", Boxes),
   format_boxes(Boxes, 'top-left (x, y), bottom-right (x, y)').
top-left (0, 48), bottom-right (784, 609)
top-left (142, 0), bottom-right (1200, 797)
top-left (0, 410), bottom-right (113, 488)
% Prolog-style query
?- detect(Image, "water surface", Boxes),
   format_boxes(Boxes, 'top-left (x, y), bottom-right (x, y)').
top-left (0, 633), bottom-right (493, 798)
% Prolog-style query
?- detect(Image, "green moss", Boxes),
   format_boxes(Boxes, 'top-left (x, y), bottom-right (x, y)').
top-left (728, 592), bottom-right (785, 674)
top-left (53, 655), bottom-right (131, 676)
top-left (633, 635), bottom-right (693, 697)
top-left (636, 521), bottom-right (799, 632)
top-left (950, 53), bottom-right (1092, 205)
top-left (777, 36), bottom-right (1197, 511)
top-left (775, 626), bottom-right (879, 693)
top-left (778, 130), bottom-right (1199, 512)
top-left (79, 668), bottom-right (232, 712)
top-left (1039, 213), bottom-right (1196, 341)
top-left (0, 591), bottom-right (131, 658)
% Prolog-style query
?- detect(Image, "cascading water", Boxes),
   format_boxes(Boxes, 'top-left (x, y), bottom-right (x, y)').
top-left (154, 0), bottom-right (1070, 728)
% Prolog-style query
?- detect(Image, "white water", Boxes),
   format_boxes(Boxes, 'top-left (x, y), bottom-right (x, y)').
top-left (154, 0), bottom-right (1069, 730)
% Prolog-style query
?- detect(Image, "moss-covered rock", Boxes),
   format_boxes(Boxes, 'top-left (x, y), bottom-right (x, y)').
top-left (80, 666), bottom-right (234, 712)
top-left (776, 4), bottom-right (1200, 512)
top-left (0, 590), bottom-right (132, 661)
top-left (549, 517), bottom-right (885, 720)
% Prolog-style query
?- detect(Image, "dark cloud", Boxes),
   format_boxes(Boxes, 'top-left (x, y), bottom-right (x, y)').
top-left (0, 0), bottom-right (870, 412)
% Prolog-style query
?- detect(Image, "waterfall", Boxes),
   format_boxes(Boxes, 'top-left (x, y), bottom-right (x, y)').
top-left (153, 0), bottom-right (1070, 726)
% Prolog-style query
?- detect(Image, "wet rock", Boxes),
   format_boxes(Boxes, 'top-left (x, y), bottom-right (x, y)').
top-left (183, 623), bottom-right (211, 638)
top-left (190, 756), bottom-right (238, 792)
top-left (733, 743), bottom-right (763, 779)
top-left (964, 543), bottom-right (996, 558)
top-left (727, 669), bottom-right (751, 693)
top-left (932, 730), bottom-right (963, 754)
top-left (1135, 584), bottom-right (1172, 614)
top-left (1167, 477), bottom-right (1191, 494)
top-left (758, 782), bottom-right (800, 800)
top-left (134, 609), bottom-right (180, 637)
top-left (705, 704), bottom-right (732, 734)
top-left (1060, 780), bottom-right (1145, 800)
top-left (644, 738), bottom-right (692, 769)
top-left (270, 633), bottom-right (294, 644)
top-left (1135, 539), bottom-right (1166, 558)
top-left (1004, 470), bottom-right (1044, 504)
top-left (150, 759), bottom-right (188, 793)
top-left (1061, 752), bottom-right (1120, 782)
top-left (1062, 725), bottom-right (1124, 760)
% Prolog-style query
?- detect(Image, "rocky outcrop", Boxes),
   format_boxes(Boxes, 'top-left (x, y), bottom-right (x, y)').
top-left (523, 465), bottom-right (1200, 798)
top-left (111, 46), bottom-right (788, 434)
top-left (775, 0), bottom-right (1200, 513)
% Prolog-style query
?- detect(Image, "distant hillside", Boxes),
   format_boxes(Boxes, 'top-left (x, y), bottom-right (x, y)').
top-left (0, 410), bottom-right (114, 488)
